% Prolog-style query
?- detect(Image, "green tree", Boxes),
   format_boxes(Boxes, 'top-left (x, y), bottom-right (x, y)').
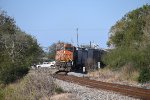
top-left (0, 10), bottom-right (43, 84)
top-left (108, 5), bottom-right (150, 47)
top-left (103, 4), bottom-right (150, 83)
top-left (48, 43), bottom-right (57, 60)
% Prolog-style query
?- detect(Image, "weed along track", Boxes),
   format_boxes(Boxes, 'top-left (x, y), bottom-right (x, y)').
top-left (55, 74), bottom-right (150, 100)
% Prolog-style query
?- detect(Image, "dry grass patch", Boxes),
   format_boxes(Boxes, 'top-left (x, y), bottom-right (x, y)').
top-left (50, 93), bottom-right (79, 100)
top-left (88, 66), bottom-right (139, 85)
top-left (2, 69), bottom-right (64, 100)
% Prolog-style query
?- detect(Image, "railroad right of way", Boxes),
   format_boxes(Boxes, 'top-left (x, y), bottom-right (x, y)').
top-left (55, 74), bottom-right (150, 100)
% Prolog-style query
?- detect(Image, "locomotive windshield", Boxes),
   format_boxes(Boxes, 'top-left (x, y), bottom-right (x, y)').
top-left (56, 43), bottom-right (74, 51)
top-left (65, 47), bottom-right (73, 51)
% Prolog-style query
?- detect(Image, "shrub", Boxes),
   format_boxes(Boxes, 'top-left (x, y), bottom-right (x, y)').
top-left (104, 5), bottom-right (150, 83)
top-left (0, 88), bottom-right (4, 100)
top-left (102, 45), bottom-right (150, 83)
top-left (0, 63), bottom-right (29, 84)
top-left (3, 69), bottom-right (58, 100)
top-left (54, 86), bottom-right (64, 94)
top-left (102, 47), bottom-right (132, 69)
top-left (138, 67), bottom-right (150, 83)
top-left (0, 10), bottom-right (43, 85)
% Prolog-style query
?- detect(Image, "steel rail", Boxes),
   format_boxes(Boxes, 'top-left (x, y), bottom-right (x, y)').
top-left (55, 75), bottom-right (150, 100)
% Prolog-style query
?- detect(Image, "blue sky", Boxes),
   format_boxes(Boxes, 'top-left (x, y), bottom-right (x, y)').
top-left (0, 0), bottom-right (149, 49)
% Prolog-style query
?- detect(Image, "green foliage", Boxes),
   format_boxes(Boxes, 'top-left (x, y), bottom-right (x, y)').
top-left (0, 87), bottom-right (4, 100)
top-left (0, 64), bottom-right (29, 84)
top-left (108, 4), bottom-right (150, 47)
top-left (103, 47), bottom-right (128, 69)
top-left (0, 10), bottom-right (43, 84)
top-left (1, 70), bottom-right (56, 100)
top-left (103, 45), bottom-right (150, 69)
top-left (54, 86), bottom-right (64, 94)
top-left (104, 4), bottom-right (150, 83)
top-left (48, 43), bottom-right (57, 60)
top-left (138, 67), bottom-right (150, 83)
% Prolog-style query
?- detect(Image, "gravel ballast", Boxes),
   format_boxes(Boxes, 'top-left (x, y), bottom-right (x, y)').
top-left (55, 79), bottom-right (139, 100)
top-left (68, 72), bottom-right (150, 89)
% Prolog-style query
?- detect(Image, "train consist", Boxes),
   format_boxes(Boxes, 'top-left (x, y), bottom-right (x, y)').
top-left (55, 42), bottom-right (105, 72)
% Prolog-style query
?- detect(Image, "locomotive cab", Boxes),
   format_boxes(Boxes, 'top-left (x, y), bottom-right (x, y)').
top-left (55, 43), bottom-right (75, 71)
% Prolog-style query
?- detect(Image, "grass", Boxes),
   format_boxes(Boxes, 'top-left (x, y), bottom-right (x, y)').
top-left (54, 87), bottom-right (64, 94)
top-left (88, 65), bottom-right (140, 85)
top-left (0, 69), bottom-right (64, 100)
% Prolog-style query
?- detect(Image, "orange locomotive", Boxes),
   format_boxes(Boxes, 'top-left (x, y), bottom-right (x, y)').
top-left (55, 42), bottom-right (76, 71)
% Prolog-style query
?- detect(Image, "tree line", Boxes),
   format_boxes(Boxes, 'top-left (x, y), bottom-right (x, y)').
top-left (0, 10), bottom-right (43, 84)
top-left (103, 4), bottom-right (150, 83)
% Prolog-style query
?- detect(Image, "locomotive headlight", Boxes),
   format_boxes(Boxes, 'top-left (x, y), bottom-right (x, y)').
top-left (64, 51), bottom-right (65, 53)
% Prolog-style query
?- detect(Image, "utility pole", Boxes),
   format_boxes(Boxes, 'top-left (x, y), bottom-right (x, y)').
top-left (90, 41), bottom-right (91, 48)
top-left (77, 28), bottom-right (79, 47)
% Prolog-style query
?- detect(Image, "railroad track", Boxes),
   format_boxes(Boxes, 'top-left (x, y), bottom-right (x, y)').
top-left (55, 74), bottom-right (150, 100)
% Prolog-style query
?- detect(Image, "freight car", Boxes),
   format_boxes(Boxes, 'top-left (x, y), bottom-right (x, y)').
top-left (55, 43), bottom-right (105, 72)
